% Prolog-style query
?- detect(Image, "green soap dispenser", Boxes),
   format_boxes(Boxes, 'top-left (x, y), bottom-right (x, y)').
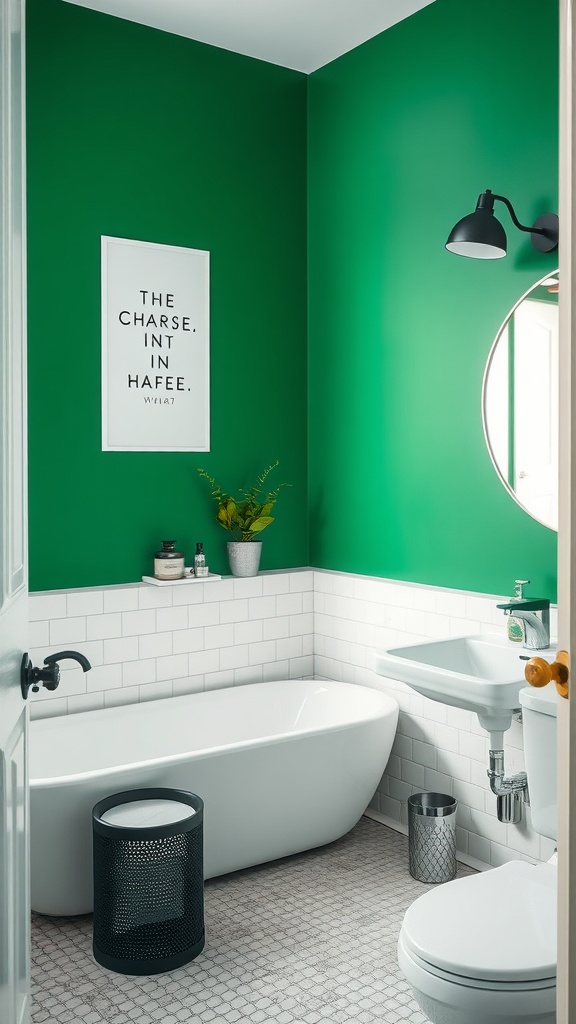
top-left (508, 579), bottom-right (529, 643)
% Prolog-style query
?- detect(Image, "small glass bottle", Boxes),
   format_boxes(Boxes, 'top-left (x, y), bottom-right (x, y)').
top-left (154, 540), bottom-right (185, 581)
top-left (194, 542), bottom-right (209, 577)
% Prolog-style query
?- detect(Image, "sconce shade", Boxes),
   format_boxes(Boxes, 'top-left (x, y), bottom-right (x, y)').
top-left (446, 209), bottom-right (507, 259)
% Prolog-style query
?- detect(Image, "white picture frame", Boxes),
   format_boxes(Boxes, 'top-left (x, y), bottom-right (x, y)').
top-left (101, 235), bottom-right (210, 452)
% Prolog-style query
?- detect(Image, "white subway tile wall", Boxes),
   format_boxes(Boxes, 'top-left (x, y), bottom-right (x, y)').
top-left (28, 567), bottom-right (557, 871)
top-left (28, 572), bottom-right (314, 719)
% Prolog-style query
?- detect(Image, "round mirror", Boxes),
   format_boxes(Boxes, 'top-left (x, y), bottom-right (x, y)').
top-left (482, 270), bottom-right (559, 531)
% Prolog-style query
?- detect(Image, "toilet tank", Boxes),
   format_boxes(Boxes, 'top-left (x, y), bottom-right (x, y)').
top-left (519, 683), bottom-right (558, 842)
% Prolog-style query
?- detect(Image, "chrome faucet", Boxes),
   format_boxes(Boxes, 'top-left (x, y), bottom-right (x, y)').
top-left (496, 579), bottom-right (550, 650)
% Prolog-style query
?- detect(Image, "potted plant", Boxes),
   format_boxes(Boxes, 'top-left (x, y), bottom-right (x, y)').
top-left (198, 461), bottom-right (290, 576)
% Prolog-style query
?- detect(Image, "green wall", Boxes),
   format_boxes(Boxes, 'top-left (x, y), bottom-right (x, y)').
top-left (27, 0), bottom-right (559, 601)
top-left (307, 0), bottom-right (559, 600)
top-left (26, 0), bottom-right (308, 590)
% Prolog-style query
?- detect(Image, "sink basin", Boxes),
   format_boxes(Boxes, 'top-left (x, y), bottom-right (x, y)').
top-left (374, 633), bottom-right (556, 736)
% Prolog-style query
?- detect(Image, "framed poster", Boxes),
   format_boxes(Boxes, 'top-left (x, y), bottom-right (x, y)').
top-left (101, 235), bottom-right (210, 451)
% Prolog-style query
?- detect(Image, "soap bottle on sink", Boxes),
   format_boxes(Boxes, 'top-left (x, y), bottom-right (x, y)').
top-left (507, 579), bottom-right (529, 643)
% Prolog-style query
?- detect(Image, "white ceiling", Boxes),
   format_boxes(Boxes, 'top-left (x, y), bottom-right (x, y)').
top-left (62, 0), bottom-right (435, 74)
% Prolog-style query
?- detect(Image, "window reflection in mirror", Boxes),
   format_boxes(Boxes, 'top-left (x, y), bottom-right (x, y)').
top-left (482, 271), bottom-right (559, 532)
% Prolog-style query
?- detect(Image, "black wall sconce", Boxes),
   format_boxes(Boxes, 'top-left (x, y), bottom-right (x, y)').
top-left (446, 189), bottom-right (559, 259)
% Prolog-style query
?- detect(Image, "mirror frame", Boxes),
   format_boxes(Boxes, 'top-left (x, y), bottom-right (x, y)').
top-left (481, 268), bottom-right (559, 532)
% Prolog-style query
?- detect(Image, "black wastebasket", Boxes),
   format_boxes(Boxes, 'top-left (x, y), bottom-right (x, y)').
top-left (92, 787), bottom-right (204, 975)
top-left (408, 792), bottom-right (457, 883)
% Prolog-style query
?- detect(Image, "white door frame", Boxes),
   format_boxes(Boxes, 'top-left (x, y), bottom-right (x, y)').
top-left (0, 0), bottom-right (29, 1020)
top-left (557, 1), bottom-right (575, 1019)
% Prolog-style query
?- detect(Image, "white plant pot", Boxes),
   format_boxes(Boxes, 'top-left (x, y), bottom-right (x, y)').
top-left (227, 541), bottom-right (262, 577)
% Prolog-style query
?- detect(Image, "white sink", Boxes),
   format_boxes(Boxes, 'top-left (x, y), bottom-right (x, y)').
top-left (374, 633), bottom-right (556, 736)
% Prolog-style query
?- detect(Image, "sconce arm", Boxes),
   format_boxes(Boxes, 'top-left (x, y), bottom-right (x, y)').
top-left (479, 190), bottom-right (546, 237)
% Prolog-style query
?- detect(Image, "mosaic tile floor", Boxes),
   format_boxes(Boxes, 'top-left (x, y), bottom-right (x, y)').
top-left (31, 817), bottom-right (473, 1024)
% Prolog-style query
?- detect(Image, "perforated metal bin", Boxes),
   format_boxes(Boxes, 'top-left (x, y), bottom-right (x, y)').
top-left (92, 788), bottom-right (204, 975)
top-left (408, 792), bottom-right (457, 884)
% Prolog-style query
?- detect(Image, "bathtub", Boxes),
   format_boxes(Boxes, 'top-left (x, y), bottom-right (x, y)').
top-left (30, 678), bottom-right (398, 916)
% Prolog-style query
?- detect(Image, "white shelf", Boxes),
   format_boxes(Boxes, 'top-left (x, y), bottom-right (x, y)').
top-left (142, 571), bottom-right (222, 587)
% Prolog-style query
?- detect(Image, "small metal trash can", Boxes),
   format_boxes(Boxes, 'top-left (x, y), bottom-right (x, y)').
top-left (408, 792), bottom-right (457, 884)
top-left (92, 787), bottom-right (204, 975)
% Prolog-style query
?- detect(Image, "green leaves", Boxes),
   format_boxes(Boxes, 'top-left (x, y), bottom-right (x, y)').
top-left (216, 498), bottom-right (237, 531)
top-left (246, 515), bottom-right (274, 534)
top-left (198, 462), bottom-right (290, 542)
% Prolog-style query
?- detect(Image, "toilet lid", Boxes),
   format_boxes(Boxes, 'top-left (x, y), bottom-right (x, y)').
top-left (401, 861), bottom-right (556, 983)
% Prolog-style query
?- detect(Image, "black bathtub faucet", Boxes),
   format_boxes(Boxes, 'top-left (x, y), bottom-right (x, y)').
top-left (20, 650), bottom-right (92, 700)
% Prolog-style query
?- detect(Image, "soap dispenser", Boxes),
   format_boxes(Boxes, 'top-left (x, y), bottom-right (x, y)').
top-left (194, 542), bottom-right (209, 577)
top-left (507, 579), bottom-right (529, 643)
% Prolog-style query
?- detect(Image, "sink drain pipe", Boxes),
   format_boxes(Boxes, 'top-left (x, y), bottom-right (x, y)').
top-left (487, 748), bottom-right (529, 823)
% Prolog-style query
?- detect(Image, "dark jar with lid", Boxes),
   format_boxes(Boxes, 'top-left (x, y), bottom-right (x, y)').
top-left (154, 540), bottom-right (185, 581)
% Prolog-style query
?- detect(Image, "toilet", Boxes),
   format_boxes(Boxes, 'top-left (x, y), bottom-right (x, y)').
top-left (398, 682), bottom-right (558, 1024)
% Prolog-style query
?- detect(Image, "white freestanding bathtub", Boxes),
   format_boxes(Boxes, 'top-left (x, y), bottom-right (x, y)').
top-left (30, 679), bottom-right (398, 916)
